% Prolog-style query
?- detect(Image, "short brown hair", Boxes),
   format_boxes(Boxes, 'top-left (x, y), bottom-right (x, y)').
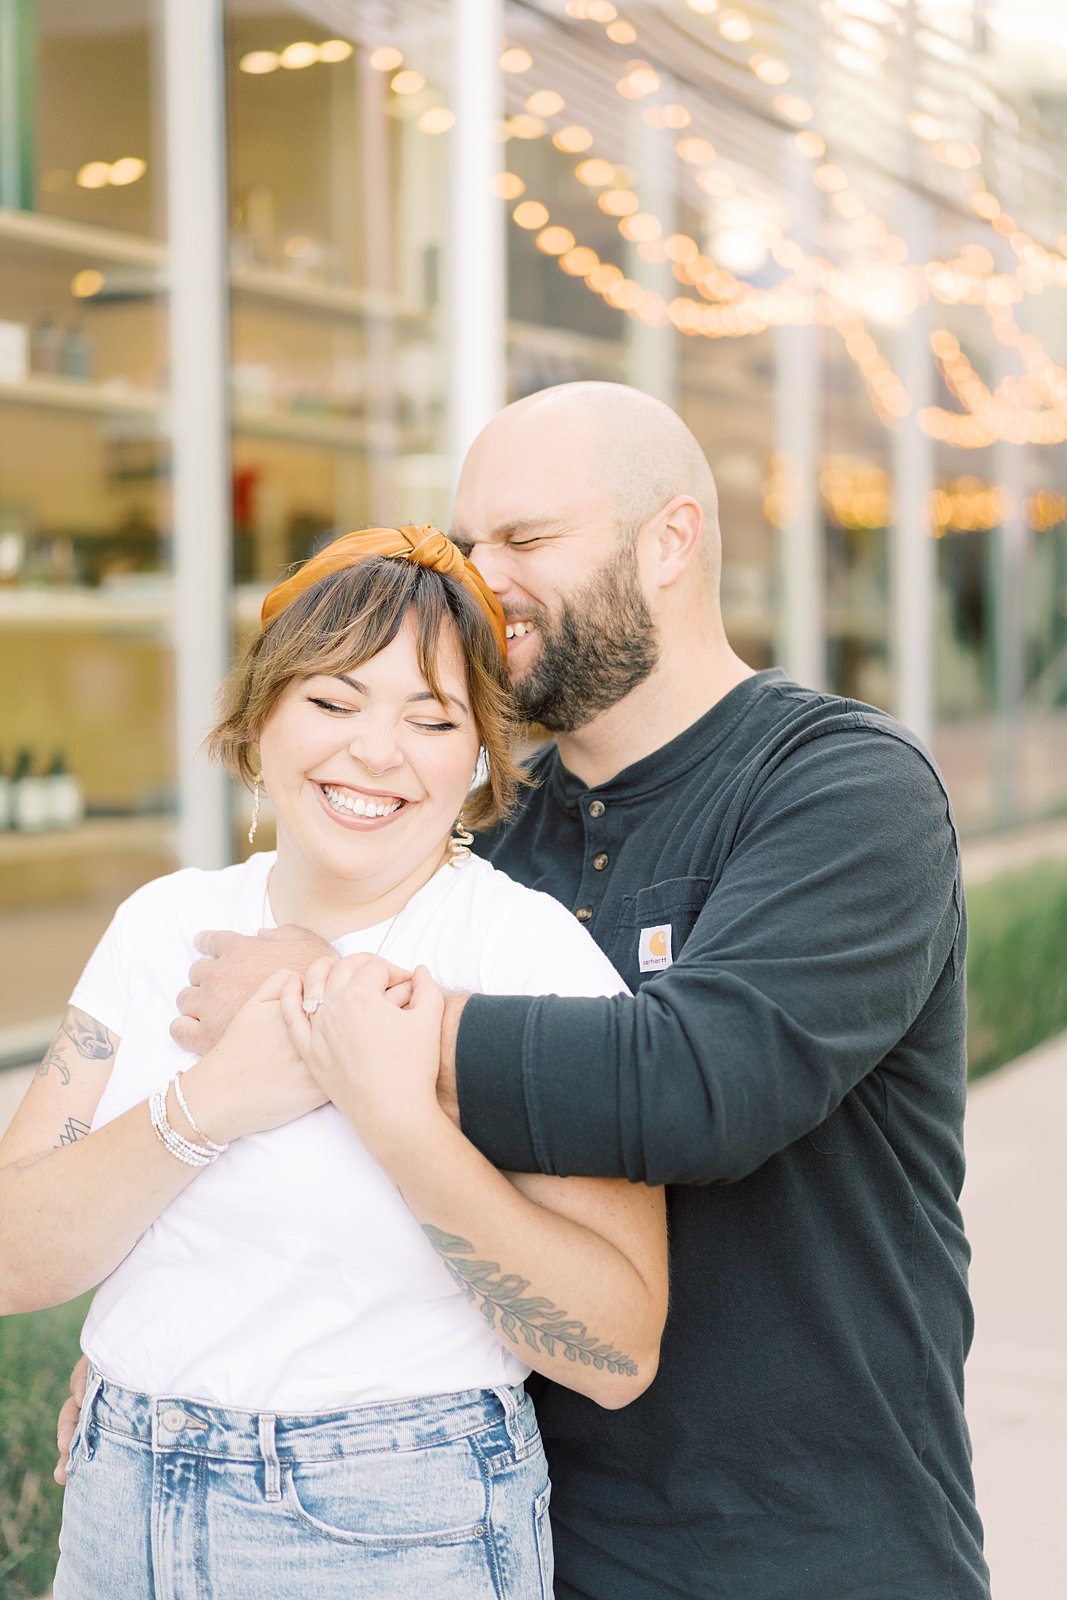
top-left (209, 557), bottom-right (527, 829)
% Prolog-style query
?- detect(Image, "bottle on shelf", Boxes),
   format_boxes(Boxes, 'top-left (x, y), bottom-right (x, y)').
top-left (31, 320), bottom-right (64, 376)
top-left (0, 756), bottom-right (11, 829)
top-left (45, 750), bottom-right (85, 829)
top-left (12, 749), bottom-right (51, 833)
top-left (60, 328), bottom-right (93, 381)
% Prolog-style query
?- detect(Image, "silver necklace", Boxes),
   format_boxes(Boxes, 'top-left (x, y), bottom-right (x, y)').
top-left (261, 869), bottom-right (406, 961)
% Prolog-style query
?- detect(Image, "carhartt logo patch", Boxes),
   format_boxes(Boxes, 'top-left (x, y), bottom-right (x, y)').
top-left (638, 924), bottom-right (673, 973)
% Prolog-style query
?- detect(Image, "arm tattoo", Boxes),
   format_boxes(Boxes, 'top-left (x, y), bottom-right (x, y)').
top-left (36, 1036), bottom-right (70, 1085)
top-left (55, 1117), bottom-right (91, 1149)
top-left (423, 1224), bottom-right (638, 1378)
top-left (36, 1008), bottom-right (115, 1082)
top-left (64, 1009), bottom-right (115, 1061)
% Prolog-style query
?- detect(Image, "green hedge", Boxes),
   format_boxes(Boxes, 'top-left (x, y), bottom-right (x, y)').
top-left (0, 1294), bottom-right (91, 1600)
top-left (966, 857), bottom-right (1067, 1081)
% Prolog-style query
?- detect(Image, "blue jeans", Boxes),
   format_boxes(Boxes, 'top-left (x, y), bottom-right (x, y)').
top-left (55, 1370), bottom-right (553, 1599)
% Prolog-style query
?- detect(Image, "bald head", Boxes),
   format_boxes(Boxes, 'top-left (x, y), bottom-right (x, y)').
top-left (468, 381), bottom-right (721, 583)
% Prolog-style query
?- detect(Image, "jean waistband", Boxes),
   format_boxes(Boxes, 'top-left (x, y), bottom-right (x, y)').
top-left (80, 1370), bottom-right (530, 1465)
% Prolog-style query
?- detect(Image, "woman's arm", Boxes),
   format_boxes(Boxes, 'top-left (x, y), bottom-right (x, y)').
top-left (0, 1006), bottom-right (197, 1313)
top-left (283, 957), bottom-right (669, 1409)
top-left (0, 974), bottom-right (329, 1314)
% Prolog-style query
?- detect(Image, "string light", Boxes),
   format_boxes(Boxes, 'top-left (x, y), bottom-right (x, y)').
top-left (497, 11), bottom-right (1067, 448)
top-left (575, 158), bottom-right (616, 186)
top-left (500, 48), bottom-right (532, 72)
top-left (750, 54), bottom-right (790, 84)
top-left (238, 39), bottom-right (352, 72)
top-left (513, 200), bottom-right (550, 228)
top-left (677, 137), bottom-right (716, 164)
top-left (491, 172), bottom-right (525, 198)
top-left (537, 226), bottom-right (576, 254)
top-left (527, 90), bottom-right (564, 116)
top-left (643, 105), bottom-right (691, 129)
top-left (418, 108), bottom-right (455, 134)
top-left (391, 70), bottom-right (425, 94)
top-left (718, 11), bottom-right (754, 40)
top-left (553, 125), bottom-right (594, 151)
top-left (599, 188), bottom-right (640, 215)
top-left (369, 46), bottom-right (403, 71)
top-left (506, 114), bottom-right (546, 139)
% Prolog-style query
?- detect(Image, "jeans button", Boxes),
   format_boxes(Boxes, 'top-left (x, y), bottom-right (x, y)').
top-left (161, 1408), bottom-right (186, 1431)
top-left (589, 800), bottom-right (605, 818)
top-left (575, 905), bottom-right (593, 922)
top-left (592, 852), bottom-right (608, 871)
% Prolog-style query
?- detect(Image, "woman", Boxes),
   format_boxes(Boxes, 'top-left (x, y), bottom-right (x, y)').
top-left (0, 526), bottom-right (667, 1600)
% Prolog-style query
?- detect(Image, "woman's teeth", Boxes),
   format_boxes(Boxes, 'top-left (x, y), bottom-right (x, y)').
top-left (505, 621), bottom-right (536, 640)
top-left (321, 784), bottom-right (402, 819)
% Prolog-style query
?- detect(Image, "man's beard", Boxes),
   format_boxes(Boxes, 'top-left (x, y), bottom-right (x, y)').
top-left (510, 545), bottom-right (659, 733)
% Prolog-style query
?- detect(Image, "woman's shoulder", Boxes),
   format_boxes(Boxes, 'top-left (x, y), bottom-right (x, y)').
top-left (108, 852), bottom-right (275, 937)
top-left (456, 856), bottom-right (629, 998)
top-left (454, 853), bottom-right (573, 925)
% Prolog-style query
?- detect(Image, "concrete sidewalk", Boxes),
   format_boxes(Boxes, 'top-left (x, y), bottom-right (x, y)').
top-left (963, 1029), bottom-right (1067, 1600)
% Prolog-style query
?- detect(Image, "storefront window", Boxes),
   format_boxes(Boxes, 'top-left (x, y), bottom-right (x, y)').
top-left (0, 0), bottom-right (173, 1048)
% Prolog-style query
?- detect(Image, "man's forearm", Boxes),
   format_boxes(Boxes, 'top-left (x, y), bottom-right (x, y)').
top-left (436, 992), bottom-right (470, 1128)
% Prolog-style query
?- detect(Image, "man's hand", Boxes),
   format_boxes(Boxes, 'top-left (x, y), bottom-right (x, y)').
top-left (55, 1353), bottom-right (89, 1485)
top-left (170, 925), bottom-right (336, 1053)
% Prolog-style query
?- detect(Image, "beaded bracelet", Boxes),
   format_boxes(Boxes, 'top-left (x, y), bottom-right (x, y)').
top-left (173, 1069), bottom-right (228, 1156)
top-left (149, 1083), bottom-right (227, 1169)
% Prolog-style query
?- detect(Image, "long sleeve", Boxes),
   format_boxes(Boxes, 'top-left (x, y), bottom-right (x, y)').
top-left (456, 728), bottom-right (963, 1186)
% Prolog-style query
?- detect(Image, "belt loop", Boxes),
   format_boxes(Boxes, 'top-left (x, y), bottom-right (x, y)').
top-left (491, 1384), bottom-right (523, 1451)
top-left (79, 1368), bottom-right (104, 1463)
top-left (258, 1414), bottom-right (281, 1502)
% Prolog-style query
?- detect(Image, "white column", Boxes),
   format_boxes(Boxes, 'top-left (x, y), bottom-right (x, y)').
top-left (775, 133), bottom-right (823, 690)
top-left (626, 90), bottom-right (676, 406)
top-left (775, 322), bottom-right (824, 689)
top-left (448, 0), bottom-right (505, 489)
top-left (164, 0), bottom-right (232, 868)
top-left (892, 194), bottom-right (934, 746)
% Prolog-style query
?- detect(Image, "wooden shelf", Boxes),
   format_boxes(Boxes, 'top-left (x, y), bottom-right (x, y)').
top-left (0, 583), bottom-right (267, 633)
top-left (0, 373), bottom-right (164, 417)
top-left (230, 262), bottom-right (426, 324)
top-left (0, 814), bottom-right (176, 866)
top-left (0, 208), bottom-right (427, 323)
top-left (0, 205), bottom-right (165, 266)
top-left (0, 375), bottom-right (433, 452)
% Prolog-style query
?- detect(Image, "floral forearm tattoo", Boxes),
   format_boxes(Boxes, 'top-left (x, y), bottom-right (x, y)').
top-left (423, 1224), bottom-right (638, 1377)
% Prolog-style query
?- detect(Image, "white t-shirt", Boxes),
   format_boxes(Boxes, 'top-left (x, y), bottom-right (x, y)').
top-left (72, 851), bottom-right (626, 1412)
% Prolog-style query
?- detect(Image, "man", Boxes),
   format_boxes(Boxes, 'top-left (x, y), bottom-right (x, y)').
top-left (59, 384), bottom-right (987, 1598)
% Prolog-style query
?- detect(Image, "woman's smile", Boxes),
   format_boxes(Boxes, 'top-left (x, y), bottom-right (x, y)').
top-left (317, 780), bottom-right (409, 827)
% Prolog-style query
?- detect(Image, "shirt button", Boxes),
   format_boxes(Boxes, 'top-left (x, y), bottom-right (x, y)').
top-left (575, 905), bottom-right (593, 922)
top-left (592, 852), bottom-right (609, 871)
top-left (589, 800), bottom-right (606, 818)
top-left (161, 1408), bottom-right (187, 1432)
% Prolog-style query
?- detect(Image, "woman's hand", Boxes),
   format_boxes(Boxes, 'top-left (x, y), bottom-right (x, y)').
top-left (281, 954), bottom-right (446, 1171)
top-left (180, 967), bottom-right (335, 1145)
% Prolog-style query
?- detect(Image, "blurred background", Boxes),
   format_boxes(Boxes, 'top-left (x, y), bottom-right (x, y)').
top-left (1, 0), bottom-right (1066, 1595)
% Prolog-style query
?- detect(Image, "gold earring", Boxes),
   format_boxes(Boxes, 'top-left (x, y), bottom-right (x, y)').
top-left (449, 816), bottom-right (474, 867)
top-left (248, 776), bottom-right (262, 845)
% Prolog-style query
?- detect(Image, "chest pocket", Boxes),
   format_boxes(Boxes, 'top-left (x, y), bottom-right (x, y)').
top-left (609, 876), bottom-right (712, 992)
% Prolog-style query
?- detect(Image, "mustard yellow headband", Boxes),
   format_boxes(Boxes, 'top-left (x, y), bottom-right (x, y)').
top-left (260, 524), bottom-right (508, 662)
